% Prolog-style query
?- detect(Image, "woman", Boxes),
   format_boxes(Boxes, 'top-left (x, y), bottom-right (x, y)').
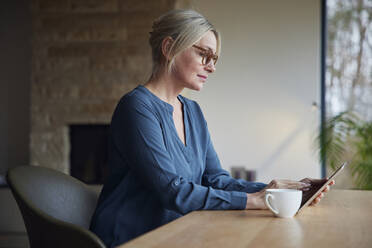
top-left (90, 9), bottom-right (334, 247)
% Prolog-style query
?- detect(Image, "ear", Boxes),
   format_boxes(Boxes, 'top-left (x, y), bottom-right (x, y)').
top-left (161, 36), bottom-right (174, 60)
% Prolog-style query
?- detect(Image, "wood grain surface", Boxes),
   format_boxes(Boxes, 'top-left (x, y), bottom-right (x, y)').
top-left (118, 190), bottom-right (372, 248)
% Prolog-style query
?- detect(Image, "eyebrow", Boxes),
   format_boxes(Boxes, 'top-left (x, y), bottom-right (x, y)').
top-left (199, 45), bottom-right (216, 53)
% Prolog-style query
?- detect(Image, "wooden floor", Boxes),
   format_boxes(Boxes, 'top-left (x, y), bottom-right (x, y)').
top-left (0, 232), bottom-right (29, 248)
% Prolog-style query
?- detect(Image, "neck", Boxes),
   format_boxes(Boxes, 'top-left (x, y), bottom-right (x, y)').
top-left (144, 72), bottom-right (184, 106)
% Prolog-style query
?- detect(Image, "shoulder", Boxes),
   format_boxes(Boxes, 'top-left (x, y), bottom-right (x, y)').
top-left (111, 86), bottom-right (160, 125)
top-left (118, 86), bottom-right (153, 111)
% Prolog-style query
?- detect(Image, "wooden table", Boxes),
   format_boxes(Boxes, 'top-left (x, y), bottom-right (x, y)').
top-left (118, 190), bottom-right (372, 248)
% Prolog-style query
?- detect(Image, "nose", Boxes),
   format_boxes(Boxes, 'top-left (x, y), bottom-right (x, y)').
top-left (205, 61), bottom-right (216, 73)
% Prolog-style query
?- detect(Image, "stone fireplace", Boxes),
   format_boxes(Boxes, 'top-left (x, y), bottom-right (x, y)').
top-left (69, 124), bottom-right (109, 184)
top-left (30, 0), bottom-right (188, 176)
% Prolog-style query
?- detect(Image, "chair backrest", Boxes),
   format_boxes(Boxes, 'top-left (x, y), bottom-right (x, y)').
top-left (7, 165), bottom-right (106, 248)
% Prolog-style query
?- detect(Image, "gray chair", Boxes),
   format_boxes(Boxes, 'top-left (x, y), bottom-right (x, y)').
top-left (6, 165), bottom-right (106, 248)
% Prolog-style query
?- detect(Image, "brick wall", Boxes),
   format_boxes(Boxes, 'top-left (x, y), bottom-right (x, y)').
top-left (30, 0), bottom-right (188, 173)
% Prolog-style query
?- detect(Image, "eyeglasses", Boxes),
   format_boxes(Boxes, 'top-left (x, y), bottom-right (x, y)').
top-left (192, 45), bottom-right (218, 66)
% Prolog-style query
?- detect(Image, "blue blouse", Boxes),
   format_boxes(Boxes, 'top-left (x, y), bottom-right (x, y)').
top-left (90, 85), bottom-right (267, 247)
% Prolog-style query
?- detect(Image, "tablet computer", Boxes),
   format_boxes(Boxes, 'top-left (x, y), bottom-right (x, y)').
top-left (296, 162), bottom-right (347, 214)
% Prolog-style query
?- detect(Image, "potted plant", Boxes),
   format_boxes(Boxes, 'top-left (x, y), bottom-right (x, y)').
top-left (316, 111), bottom-right (372, 190)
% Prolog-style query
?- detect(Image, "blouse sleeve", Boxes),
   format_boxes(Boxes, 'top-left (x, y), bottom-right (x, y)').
top-left (111, 97), bottom-right (247, 215)
top-left (202, 126), bottom-right (267, 193)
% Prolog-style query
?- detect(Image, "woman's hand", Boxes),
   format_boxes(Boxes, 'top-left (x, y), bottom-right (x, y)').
top-left (245, 179), bottom-right (312, 210)
top-left (300, 178), bottom-right (335, 206)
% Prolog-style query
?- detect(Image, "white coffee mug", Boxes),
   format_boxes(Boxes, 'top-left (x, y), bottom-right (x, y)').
top-left (265, 189), bottom-right (302, 218)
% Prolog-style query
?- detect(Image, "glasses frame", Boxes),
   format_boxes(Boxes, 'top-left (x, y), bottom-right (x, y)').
top-left (192, 45), bottom-right (218, 66)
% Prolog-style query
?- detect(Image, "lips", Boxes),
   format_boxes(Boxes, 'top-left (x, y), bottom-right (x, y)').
top-left (197, 74), bottom-right (208, 81)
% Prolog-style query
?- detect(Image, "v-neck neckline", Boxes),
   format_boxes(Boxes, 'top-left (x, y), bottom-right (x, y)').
top-left (172, 98), bottom-right (188, 148)
top-left (138, 85), bottom-right (189, 149)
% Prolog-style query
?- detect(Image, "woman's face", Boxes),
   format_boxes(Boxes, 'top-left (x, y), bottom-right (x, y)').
top-left (172, 31), bottom-right (217, 91)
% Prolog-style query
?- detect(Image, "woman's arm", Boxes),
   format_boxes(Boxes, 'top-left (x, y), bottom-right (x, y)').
top-left (201, 130), bottom-right (267, 193)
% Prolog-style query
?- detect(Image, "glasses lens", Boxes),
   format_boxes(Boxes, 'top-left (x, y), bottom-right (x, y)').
top-left (195, 45), bottom-right (217, 66)
top-left (205, 56), bottom-right (211, 65)
top-left (212, 56), bottom-right (217, 65)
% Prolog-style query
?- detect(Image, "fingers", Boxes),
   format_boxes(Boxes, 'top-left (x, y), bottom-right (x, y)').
top-left (310, 196), bottom-right (321, 206)
top-left (268, 179), bottom-right (311, 190)
top-left (301, 183), bottom-right (312, 191)
top-left (308, 180), bottom-right (336, 207)
top-left (310, 193), bottom-right (324, 206)
top-left (322, 185), bottom-right (330, 193)
top-left (267, 178), bottom-right (336, 192)
top-left (300, 178), bottom-right (311, 184)
top-left (320, 180), bottom-right (335, 193)
top-left (286, 181), bottom-right (311, 190)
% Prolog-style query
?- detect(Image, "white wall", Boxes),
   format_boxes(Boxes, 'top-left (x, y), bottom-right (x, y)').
top-left (187, 0), bottom-right (321, 182)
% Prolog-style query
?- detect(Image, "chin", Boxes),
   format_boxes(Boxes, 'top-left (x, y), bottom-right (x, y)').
top-left (194, 85), bottom-right (203, 91)
top-left (187, 82), bottom-right (204, 91)
top-left (188, 85), bottom-right (203, 92)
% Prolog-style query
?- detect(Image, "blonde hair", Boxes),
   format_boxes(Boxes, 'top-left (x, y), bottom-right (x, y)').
top-left (148, 9), bottom-right (220, 80)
